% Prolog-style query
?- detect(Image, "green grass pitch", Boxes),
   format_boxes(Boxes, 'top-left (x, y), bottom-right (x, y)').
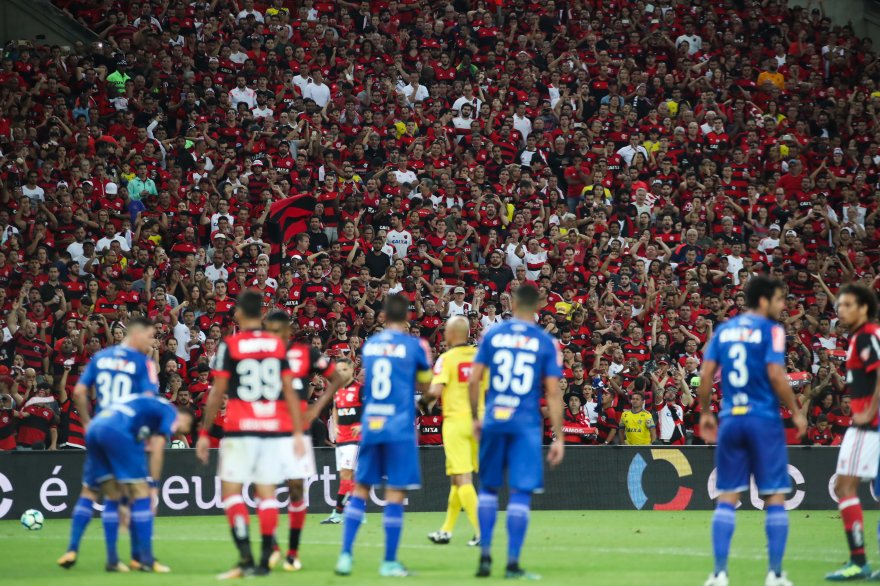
top-left (0, 511), bottom-right (851, 584)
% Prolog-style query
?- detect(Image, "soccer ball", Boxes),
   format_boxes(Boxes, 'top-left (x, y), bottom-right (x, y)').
top-left (170, 439), bottom-right (188, 449)
top-left (20, 509), bottom-right (44, 531)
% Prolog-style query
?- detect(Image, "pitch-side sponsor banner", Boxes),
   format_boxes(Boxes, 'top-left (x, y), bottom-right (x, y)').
top-left (0, 447), bottom-right (857, 518)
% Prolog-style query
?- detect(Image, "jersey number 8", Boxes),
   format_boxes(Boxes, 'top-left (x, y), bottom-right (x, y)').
top-left (492, 349), bottom-right (535, 395)
top-left (370, 358), bottom-right (392, 399)
top-left (237, 358), bottom-right (282, 401)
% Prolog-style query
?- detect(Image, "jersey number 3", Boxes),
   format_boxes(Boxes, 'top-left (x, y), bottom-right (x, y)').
top-left (727, 343), bottom-right (749, 388)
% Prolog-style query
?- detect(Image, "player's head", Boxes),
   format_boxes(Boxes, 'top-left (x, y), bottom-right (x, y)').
top-left (124, 316), bottom-right (155, 352)
top-left (512, 283), bottom-right (540, 317)
top-left (444, 315), bottom-right (470, 346)
top-left (264, 309), bottom-right (291, 341)
top-left (335, 357), bottom-right (354, 384)
top-left (234, 290), bottom-right (264, 325)
top-left (173, 406), bottom-right (196, 436)
top-left (383, 294), bottom-right (410, 325)
top-left (837, 283), bottom-right (879, 330)
top-left (744, 275), bottom-right (785, 319)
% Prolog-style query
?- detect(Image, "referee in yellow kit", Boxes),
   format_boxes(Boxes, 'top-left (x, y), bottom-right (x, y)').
top-left (421, 315), bottom-right (484, 546)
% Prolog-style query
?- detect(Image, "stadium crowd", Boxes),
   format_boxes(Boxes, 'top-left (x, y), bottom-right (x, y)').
top-left (0, 0), bottom-right (876, 450)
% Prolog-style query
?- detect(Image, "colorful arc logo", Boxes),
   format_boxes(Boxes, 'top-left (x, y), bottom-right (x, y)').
top-left (627, 449), bottom-right (694, 510)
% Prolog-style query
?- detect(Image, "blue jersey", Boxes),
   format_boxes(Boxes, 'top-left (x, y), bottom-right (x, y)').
top-left (704, 313), bottom-right (786, 420)
top-left (474, 318), bottom-right (562, 432)
top-left (78, 345), bottom-right (159, 413)
top-left (360, 329), bottom-right (432, 445)
top-left (90, 395), bottom-right (178, 442)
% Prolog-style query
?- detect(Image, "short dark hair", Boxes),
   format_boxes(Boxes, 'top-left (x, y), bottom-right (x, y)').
top-left (513, 283), bottom-right (540, 309)
top-left (236, 290), bottom-right (264, 319)
top-left (264, 309), bottom-right (291, 327)
top-left (127, 316), bottom-right (154, 331)
top-left (744, 275), bottom-right (784, 309)
top-left (384, 294), bottom-right (410, 323)
top-left (839, 283), bottom-right (879, 320)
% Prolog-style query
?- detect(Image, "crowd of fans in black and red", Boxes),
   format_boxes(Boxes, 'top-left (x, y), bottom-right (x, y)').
top-left (0, 0), bottom-right (876, 451)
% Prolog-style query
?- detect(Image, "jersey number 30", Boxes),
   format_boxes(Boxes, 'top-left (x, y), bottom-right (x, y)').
top-left (492, 349), bottom-right (535, 395)
top-left (727, 343), bottom-right (749, 388)
top-left (96, 372), bottom-right (132, 408)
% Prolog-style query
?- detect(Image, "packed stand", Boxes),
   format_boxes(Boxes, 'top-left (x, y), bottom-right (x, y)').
top-left (0, 0), bottom-right (875, 450)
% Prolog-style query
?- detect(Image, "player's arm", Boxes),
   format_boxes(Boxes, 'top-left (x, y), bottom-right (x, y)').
top-left (72, 382), bottom-right (93, 426)
top-left (545, 374), bottom-right (565, 465)
top-left (148, 434), bottom-right (167, 481)
top-left (196, 341), bottom-right (230, 464)
top-left (768, 362), bottom-right (805, 437)
top-left (766, 325), bottom-right (807, 437)
top-left (853, 332), bottom-right (880, 425)
top-left (617, 414), bottom-right (627, 444)
top-left (468, 362), bottom-right (486, 436)
top-left (305, 369), bottom-right (345, 425)
top-left (697, 359), bottom-right (719, 442)
top-left (648, 415), bottom-right (657, 443)
top-left (420, 353), bottom-right (447, 409)
top-left (604, 424), bottom-right (618, 445)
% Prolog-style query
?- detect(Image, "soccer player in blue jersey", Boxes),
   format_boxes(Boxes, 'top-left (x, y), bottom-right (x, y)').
top-left (335, 294), bottom-right (433, 578)
top-left (82, 394), bottom-right (193, 572)
top-left (468, 284), bottom-right (565, 580)
top-left (58, 317), bottom-right (161, 571)
top-left (698, 276), bottom-right (806, 586)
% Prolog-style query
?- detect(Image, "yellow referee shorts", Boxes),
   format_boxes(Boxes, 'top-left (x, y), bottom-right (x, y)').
top-left (442, 417), bottom-right (478, 475)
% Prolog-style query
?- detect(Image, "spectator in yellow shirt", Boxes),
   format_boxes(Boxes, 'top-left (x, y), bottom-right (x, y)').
top-left (618, 392), bottom-right (657, 445)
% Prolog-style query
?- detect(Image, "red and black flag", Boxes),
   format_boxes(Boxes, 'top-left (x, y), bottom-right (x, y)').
top-left (266, 194), bottom-right (316, 278)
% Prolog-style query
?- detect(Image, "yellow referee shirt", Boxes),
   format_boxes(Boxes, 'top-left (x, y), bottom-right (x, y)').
top-left (619, 409), bottom-right (655, 445)
top-left (431, 345), bottom-right (485, 419)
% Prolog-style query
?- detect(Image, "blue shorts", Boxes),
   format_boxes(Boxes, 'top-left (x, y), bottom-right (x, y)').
top-left (82, 424), bottom-right (147, 489)
top-left (355, 440), bottom-right (421, 490)
top-left (715, 416), bottom-right (790, 495)
top-left (479, 427), bottom-right (543, 493)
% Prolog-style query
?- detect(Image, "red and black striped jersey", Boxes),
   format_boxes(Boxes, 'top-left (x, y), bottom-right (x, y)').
top-left (846, 322), bottom-right (880, 428)
top-left (211, 330), bottom-right (294, 437)
top-left (334, 382), bottom-right (364, 445)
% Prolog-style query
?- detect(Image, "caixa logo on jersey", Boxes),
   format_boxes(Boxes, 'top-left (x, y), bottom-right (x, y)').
top-left (627, 449), bottom-right (695, 510)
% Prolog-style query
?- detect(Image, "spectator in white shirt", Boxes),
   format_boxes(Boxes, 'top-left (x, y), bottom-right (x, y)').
top-left (236, 0), bottom-right (265, 22)
top-left (675, 22), bottom-right (702, 55)
top-left (251, 92), bottom-right (274, 119)
top-left (21, 171), bottom-right (45, 202)
top-left (303, 70), bottom-right (331, 107)
top-left (398, 71), bottom-right (429, 103)
top-left (393, 159), bottom-right (418, 186)
top-left (511, 103), bottom-right (532, 145)
top-left (447, 287), bottom-right (472, 317)
top-left (230, 76), bottom-right (256, 108)
top-left (293, 65), bottom-right (311, 95)
top-left (452, 83), bottom-right (483, 115)
top-left (385, 214), bottom-right (412, 258)
top-left (758, 224), bottom-right (782, 253)
top-left (616, 134), bottom-right (649, 165)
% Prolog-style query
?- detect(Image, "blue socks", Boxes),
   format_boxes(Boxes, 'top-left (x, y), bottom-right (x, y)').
top-left (131, 497), bottom-right (154, 566)
top-left (341, 496), bottom-right (366, 555)
top-left (506, 492), bottom-right (531, 565)
top-left (765, 504), bottom-right (788, 576)
top-left (478, 491), bottom-right (499, 557)
top-left (67, 496), bottom-right (94, 553)
top-left (711, 502), bottom-right (736, 575)
top-left (102, 499), bottom-right (120, 565)
top-left (383, 503), bottom-right (404, 562)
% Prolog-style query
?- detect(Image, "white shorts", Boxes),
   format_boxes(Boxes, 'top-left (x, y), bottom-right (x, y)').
top-left (282, 435), bottom-right (316, 480)
top-left (837, 427), bottom-right (880, 480)
top-left (335, 444), bottom-right (359, 471)
top-left (219, 436), bottom-right (294, 485)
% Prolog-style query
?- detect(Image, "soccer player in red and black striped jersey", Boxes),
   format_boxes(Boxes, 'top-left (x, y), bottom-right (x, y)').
top-left (263, 310), bottom-right (345, 572)
top-left (826, 284), bottom-right (880, 581)
top-left (196, 292), bottom-right (308, 578)
top-left (321, 358), bottom-right (363, 524)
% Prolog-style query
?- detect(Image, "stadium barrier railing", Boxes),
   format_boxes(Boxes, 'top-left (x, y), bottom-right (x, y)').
top-left (0, 446), bottom-right (854, 518)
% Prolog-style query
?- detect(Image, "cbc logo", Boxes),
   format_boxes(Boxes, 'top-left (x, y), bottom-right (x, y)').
top-left (707, 465), bottom-right (805, 510)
